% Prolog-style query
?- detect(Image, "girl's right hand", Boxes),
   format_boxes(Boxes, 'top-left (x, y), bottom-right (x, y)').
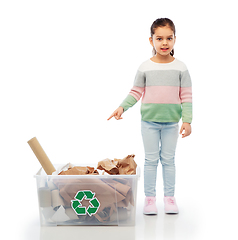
top-left (107, 106), bottom-right (124, 120)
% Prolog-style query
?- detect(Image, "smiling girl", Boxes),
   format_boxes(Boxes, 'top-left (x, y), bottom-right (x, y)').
top-left (108, 18), bottom-right (192, 215)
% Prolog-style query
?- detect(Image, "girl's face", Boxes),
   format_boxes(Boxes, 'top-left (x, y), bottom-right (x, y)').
top-left (149, 26), bottom-right (176, 58)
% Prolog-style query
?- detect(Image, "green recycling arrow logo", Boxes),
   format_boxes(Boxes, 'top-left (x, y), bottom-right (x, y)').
top-left (71, 190), bottom-right (100, 216)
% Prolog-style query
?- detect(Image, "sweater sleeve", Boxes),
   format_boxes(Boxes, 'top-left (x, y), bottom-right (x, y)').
top-left (180, 69), bottom-right (192, 123)
top-left (120, 70), bottom-right (145, 111)
top-left (120, 95), bottom-right (138, 111)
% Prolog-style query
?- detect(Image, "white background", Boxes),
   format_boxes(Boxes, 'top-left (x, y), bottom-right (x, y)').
top-left (1, 0), bottom-right (237, 239)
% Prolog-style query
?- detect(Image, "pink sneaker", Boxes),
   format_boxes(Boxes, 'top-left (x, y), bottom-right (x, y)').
top-left (164, 196), bottom-right (179, 214)
top-left (143, 197), bottom-right (158, 215)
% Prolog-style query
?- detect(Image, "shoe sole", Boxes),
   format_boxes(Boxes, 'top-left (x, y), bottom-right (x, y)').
top-left (165, 210), bottom-right (179, 214)
top-left (143, 211), bottom-right (157, 215)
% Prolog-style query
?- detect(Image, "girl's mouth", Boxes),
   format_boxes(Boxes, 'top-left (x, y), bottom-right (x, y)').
top-left (161, 48), bottom-right (169, 52)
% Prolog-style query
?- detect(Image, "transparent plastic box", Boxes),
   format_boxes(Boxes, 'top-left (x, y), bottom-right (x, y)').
top-left (34, 164), bottom-right (139, 226)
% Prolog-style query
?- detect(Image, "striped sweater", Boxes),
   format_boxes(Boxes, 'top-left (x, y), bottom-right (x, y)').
top-left (120, 58), bottom-right (192, 123)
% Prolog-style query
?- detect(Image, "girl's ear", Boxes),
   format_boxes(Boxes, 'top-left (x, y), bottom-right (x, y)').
top-left (149, 37), bottom-right (154, 47)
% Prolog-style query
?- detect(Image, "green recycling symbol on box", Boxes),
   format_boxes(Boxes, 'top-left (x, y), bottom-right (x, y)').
top-left (71, 190), bottom-right (100, 216)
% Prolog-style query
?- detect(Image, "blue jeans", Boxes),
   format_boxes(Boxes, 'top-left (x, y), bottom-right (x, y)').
top-left (141, 121), bottom-right (179, 197)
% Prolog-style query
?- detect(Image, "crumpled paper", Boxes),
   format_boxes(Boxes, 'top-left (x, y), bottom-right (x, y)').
top-left (59, 166), bottom-right (99, 175)
top-left (97, 154), bottom-right (137, 175)
top-left (97, 159), bottom-right (119, 175)
top-left (57, 154), bottom-right (137, 176)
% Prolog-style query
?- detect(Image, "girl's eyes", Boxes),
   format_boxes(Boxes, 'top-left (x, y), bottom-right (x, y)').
top-left (156, 38), bottom-right (173, 41)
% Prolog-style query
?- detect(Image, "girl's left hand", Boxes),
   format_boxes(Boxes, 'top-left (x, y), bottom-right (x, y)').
top-left (180, 123), bottom-right (191, 138)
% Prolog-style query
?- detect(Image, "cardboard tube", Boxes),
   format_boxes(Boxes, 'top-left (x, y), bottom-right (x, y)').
top-left (51, 189), bottom-right (65, 210)
top-left (28, 137), bottom-right (55, 175)
top-left (38, 187), bottom-right (52, 207)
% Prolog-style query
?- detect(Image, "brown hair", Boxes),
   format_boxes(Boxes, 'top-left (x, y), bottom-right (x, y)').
top-left (150, 18), bottom-right (176, 56)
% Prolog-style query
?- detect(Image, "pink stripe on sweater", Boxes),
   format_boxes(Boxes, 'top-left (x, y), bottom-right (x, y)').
top-left (142, 86), bottom-right (181, 104)
top-left (180, 87), bottom-right (192, 103)
top-left (129, 86), bottom-right (144, 101)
